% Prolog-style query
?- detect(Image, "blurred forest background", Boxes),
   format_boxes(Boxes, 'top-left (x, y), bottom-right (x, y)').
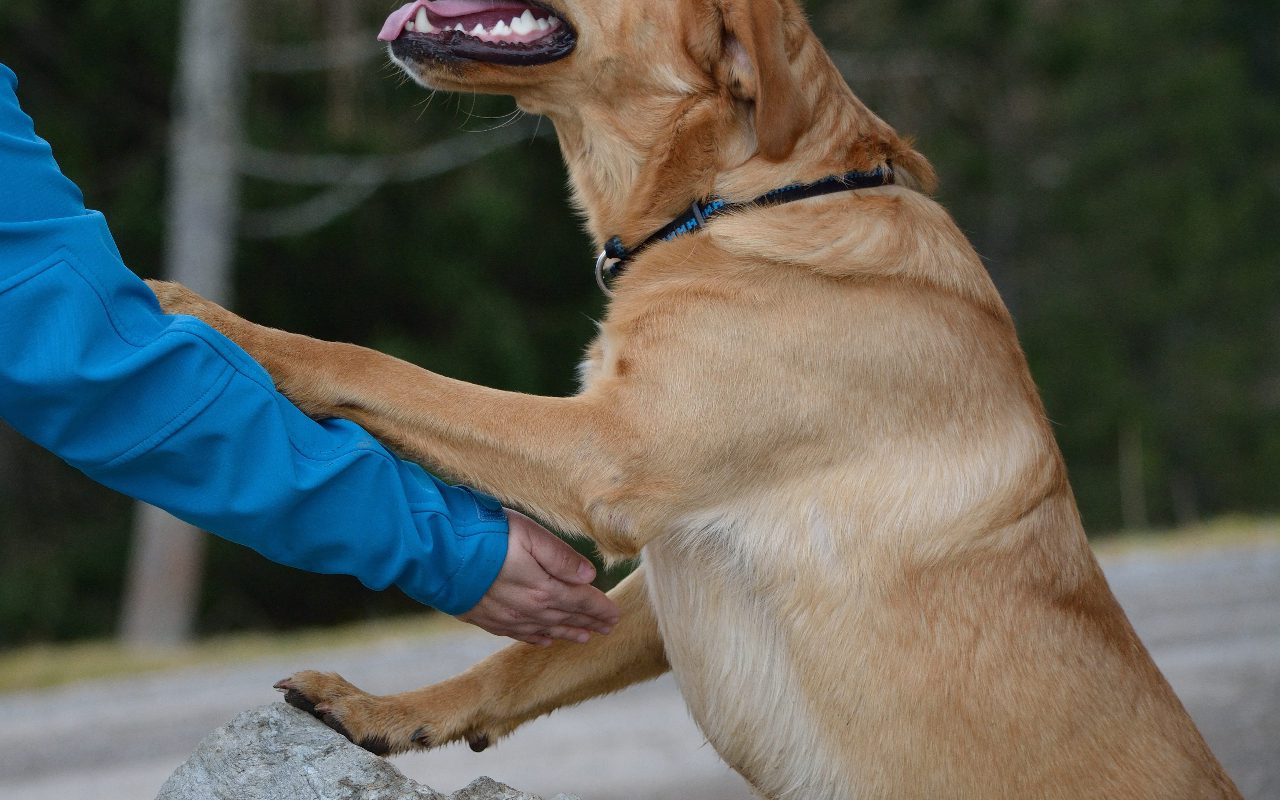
top-left (0, 0), bottom-right (1276, 648)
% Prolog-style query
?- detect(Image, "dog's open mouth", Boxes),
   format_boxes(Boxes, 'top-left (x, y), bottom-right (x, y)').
top-left (379, 0), bottom-right (575, 66)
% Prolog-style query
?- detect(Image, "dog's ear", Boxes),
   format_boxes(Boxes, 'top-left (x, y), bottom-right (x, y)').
top-left (687, 0), bottom-right (809, 161)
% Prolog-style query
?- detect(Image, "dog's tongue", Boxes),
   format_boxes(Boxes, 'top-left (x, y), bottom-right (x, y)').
top-left (379, 2), bottom-right (419, 41)
top-left (380, 1), bottom-right (531, 41)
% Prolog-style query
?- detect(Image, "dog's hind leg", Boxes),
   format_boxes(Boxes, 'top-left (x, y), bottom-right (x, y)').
top-left (277, 566), bottom-right (667, 755)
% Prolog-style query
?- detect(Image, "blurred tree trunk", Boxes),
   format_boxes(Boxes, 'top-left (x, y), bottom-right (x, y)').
top-left (1118, 422), bottom-right (1149, 531)
top-left (323, 0), bottom-right (361, 140)
top-left (119, 0), bottom-right (246, 648)
top-left (1169, 470), bottom-right (1201, 527)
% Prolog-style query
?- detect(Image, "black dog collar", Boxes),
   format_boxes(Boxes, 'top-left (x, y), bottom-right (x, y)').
top-left (595, 164), bottom-right (895, 296)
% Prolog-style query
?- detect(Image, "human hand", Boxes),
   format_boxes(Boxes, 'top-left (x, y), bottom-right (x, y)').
top-left (457, 509), bottom-right (620, 646)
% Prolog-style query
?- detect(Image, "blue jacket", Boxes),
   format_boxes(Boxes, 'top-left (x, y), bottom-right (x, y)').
top-left (0, 64), bottom-right (507, 615)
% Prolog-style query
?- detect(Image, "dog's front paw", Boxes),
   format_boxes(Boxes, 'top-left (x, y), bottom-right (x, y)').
top-left (275, 671), bottom-right (402, 755)
top-left (275, 670), bottom-right (496, 756)
top-left (146, 280), bottom-right (242, 336)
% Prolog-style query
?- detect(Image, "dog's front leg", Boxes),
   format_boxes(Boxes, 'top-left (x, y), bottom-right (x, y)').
top-left (148, 281), bottom-right (641, 552)
top-left (276, 566), bottom-right (667, 755)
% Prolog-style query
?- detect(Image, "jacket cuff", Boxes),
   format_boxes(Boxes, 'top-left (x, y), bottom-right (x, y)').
top-left (407, 518), bottom-right (509, 615)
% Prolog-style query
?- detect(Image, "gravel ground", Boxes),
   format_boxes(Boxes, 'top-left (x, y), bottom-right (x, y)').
top-left (0, 541), bottom-right (1276, 800)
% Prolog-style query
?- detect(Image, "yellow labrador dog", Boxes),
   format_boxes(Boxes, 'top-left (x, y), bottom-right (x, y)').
top-left (151, 0), bottom-right (1241, 796)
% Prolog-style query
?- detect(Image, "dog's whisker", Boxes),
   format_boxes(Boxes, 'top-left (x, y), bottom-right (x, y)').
top-left (412, 90), bottom-right (441, 122)
top-left (474, 108), bottom-right (526, 133)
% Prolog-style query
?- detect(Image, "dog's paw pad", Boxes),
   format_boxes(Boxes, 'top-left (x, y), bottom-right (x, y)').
top-left (282, 688), bottom-right (322, 717)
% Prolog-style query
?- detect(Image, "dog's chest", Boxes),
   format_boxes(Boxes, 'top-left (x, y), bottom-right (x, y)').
top-left (642, 533), bottom-right (858, 799)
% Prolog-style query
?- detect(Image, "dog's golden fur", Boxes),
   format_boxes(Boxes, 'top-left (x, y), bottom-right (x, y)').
top-left (151, 0), bottom-right (1240, 795)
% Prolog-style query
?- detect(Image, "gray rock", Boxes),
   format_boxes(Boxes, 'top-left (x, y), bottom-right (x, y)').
top-left (155, 703), bottom-right (579, 800)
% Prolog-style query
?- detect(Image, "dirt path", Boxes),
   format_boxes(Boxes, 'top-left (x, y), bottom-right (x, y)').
top-left (1, 541), bottom-right (1277, 800)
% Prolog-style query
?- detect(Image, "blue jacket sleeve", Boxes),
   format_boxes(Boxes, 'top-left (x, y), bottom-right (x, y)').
top-left (0, 64), bottom-right (507, 615)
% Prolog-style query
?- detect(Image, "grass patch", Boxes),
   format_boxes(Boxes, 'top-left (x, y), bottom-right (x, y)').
top-left (0, 613), bottom-right (464, 695)
top-left (1091, 515), bottom-right (1280, 557)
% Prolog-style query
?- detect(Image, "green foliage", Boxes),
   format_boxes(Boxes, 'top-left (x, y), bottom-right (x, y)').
top-left (0, 0), bottom-right (1276, 644)
top-left (1019, 0), bottom-right (1280, 526)
top-left (0, 441), bottom-right (133, 644)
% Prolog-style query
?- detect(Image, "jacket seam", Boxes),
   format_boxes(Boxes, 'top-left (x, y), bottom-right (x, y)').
top-left (416, 520), bottom-right (506, 609)
top-left (0, 246), bottom-right (74, 297)
top-left (412, 508), bottom-right (508, 539)
top-left (100, 364), bottom-right (235, 468)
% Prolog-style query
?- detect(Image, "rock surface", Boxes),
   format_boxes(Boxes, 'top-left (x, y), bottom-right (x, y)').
top-left (155, 703), bottom-right (578, 800)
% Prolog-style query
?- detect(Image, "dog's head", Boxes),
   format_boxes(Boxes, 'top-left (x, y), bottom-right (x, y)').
top-left (382, 0), bottom-right (933, 240)
top-left (383, 0), bottom-right (819, 158)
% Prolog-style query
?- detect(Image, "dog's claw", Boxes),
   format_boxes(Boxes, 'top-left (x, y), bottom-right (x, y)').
top-left (283, 688), bottom-right (320, 716)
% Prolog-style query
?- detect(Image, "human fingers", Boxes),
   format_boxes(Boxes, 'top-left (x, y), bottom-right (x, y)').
top-left (512, 623), bottom-right (595, 645)
top-left (540, 589), bottom-right (617, 633)
top-left (505, 604), bottom-right (608, 638)
top-left (554, 611), bottom-right (614, 635)
top-left (549, 580), bottom-right (620, 628)
top-left (523, 580), bottom-right (618, 632)
top-left (458, 608), bottom-right (553, 644)
top-left (509, 510), bottom-right (597, 585)
top-left (496, 594), bottom-right (611, 636)
top-left (504, 623), bottom-right (593, 645)
top-left (480, 617), bottom-right (572, 646)
top-left (471, 601), bottom-right (602, 644)
top-left (511, 631), bottom-right (553, 647)
top-left (542, 625), bottom-right (593, 644)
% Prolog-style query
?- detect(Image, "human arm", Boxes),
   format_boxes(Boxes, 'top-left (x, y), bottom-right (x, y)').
top-left (0, 63), bottom-right (616, 637)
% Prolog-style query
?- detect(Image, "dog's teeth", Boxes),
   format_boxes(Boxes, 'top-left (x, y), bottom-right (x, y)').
top-left (405, 19), bottom-right (415, 31)
top-left (414, 7), bottom-right (430, 32)
top-left (454, 22), bottom-right (465, 31)
top-left (511, 10), bottom-right (535, 34)
top-left (535, 17), bottom-right (549, 31)
top-left (470, 23), bottom-right (486, 36)
top-left (492, 19), bottom-right (511, 35)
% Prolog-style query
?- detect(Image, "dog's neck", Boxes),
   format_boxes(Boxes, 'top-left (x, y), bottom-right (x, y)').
top-left (544, 41), bottom-right (933, 254)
